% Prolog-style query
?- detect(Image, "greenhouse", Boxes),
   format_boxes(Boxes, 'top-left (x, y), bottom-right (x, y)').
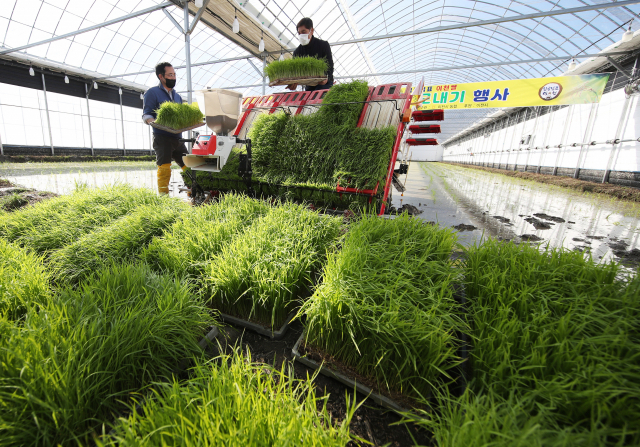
top-left (1, 0), bottom-right (640, 445)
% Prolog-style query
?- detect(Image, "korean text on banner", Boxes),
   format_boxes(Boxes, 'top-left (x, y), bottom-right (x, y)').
top-left (412, 74), bottom-right (610, 110)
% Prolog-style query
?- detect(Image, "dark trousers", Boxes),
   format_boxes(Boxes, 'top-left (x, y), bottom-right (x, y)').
top-left (152, 134), bottom-right (188, 167)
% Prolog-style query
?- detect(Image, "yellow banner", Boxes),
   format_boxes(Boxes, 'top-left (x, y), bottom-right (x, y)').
top-left (411, 74), bottom-right (610, 110)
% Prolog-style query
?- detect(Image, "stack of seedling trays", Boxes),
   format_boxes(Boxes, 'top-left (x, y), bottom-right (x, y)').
top-left (150, 101), bottom-right (205, 133)
top-left (182, 80), bottom-right (396, 212)
top-left (265, 56), bottom-right (328, 87)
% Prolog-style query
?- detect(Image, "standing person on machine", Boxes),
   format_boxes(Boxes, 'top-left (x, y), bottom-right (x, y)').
top-left (142, 62), bottom-right (189, 195)
top-left (287, 18), bottom-right (334, 92)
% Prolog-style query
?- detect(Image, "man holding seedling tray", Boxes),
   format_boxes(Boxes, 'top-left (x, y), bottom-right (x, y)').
top-left (287, 18), bottom-right (334, 92)
top-left (142, 62), bottom-right (189, 194)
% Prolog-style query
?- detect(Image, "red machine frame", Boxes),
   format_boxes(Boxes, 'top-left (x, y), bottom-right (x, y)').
top-left (232, 83), bottom-right (412, 215)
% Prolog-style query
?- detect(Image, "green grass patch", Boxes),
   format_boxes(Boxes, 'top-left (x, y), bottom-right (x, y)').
top-left (155, 102), bottom-right (204, 130)
top-left (98, 350), bottom-right (357, 446)
top-left (0, 239), bottom-right (51, 321)
top-left (301, 214), bottom-right (463, 400)
top-left (49, 198), bottom-right (187, 285)
top-left (206, 202), bottom-right (342, 329)
top-left (264, 56), bottom-right (328, 80)
top-left (0, 184), bottom-right (165, 256)
top-left (0, 263), bottom-right (210, 446)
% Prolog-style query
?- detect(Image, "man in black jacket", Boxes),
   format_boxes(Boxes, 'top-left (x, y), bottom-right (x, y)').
top-left (287, 17), bottom-right (334, 92)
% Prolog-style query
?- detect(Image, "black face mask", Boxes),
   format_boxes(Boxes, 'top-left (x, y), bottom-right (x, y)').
top-left (164, 78), bottom-right (176, 88)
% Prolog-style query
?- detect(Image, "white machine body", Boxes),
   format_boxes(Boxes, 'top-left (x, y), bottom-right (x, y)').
top-left (183, 88), bottom-right (243, 172)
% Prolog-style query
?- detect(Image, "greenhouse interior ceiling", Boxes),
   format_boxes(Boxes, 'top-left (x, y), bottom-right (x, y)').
top-left (1, 0), bottom-right (640, 147)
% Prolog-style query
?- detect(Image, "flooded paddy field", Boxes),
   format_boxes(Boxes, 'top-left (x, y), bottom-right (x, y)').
top-left (393, 162), bottom-right (640, 268)
top-left (0, 161), bottom-right (188, 199)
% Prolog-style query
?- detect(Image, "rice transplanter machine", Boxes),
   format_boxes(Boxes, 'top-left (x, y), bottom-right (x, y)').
top-left (182, 83), bottom-right (444, 214)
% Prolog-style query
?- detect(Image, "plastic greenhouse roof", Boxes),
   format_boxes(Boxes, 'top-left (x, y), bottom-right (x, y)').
top-left (1, 0), bottom-right (640, 142)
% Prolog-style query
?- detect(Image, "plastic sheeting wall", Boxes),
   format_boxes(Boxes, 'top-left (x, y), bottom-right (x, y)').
top-left (443, 87), bottom-right (640, 176)
top-left (408, 145), bottom-right (444, 162)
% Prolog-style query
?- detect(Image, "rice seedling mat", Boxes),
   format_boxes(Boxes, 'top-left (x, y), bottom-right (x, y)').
top-left (150, 121), bottom-right (205, 134)
top-left (220, 310), bottom-right (296, 340)
top-left (268, 76), bottom-right (328, 87)
top-left (292, 331), bottom-right (412, 415)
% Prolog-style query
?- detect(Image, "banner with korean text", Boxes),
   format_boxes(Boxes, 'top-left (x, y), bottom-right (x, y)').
top-left (411, 74), bottom-right (610, 110)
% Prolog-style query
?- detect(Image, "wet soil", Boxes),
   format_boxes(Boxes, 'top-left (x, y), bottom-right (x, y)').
top-left (492, 215), bottom-right (512, 224)
top-left (533, 213), bottom-right (566, 223)
top-left (0, 180), bottom-right (57, 211)
top-left (614, 248), bottom-right (640, 266)
top-left (453, 223), bottom-right (477, 231)
top-left (227, 320), bottom-right (430, 447)
top-left (524, 216), bottom-right (553, 230)
top-left (393, 204), bottom-right (423, 215)
top-left (520, 234), bottom-right (544, 242)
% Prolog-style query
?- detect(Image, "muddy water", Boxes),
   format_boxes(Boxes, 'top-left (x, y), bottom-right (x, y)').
top-left (0, 162), bottom-right (189, 199)
top-left (392, 162), bottom-right (640, 267)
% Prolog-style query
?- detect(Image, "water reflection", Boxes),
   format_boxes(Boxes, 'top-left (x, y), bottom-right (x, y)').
top-left (393, 162), bottom-right (640, 266)
top-left (0, 162), bottom-right (187, 199)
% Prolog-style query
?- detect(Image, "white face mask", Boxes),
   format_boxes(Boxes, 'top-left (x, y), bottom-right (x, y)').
top-left (299, 33), bottom-right (310, 46)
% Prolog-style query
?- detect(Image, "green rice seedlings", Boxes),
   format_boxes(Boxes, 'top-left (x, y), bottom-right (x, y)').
top-left (457, 240), bottom-right (640, 443)
top-left (0, 184), bottom-right (162, 256)
top-left (247, 81), bottom-right (394, 191)
top-left (317, 80), bottom-right (371, 129)
top-left (143, 194), bottom-right (270, 281)
top-left (415, 389), bottom-right (620, 447)
top-left (301, 214), bottom-right (464, 400)
top-left (264, 56), bottom-right (328, 81)
top-left (206, 202), bottom-right (342, 329)
top-left (0, 239), bottom-right (51, 321)
top-left (154, 101), bottom-right (204, 130)
top-left (0, 263), bottom-right (210, 446)
top-left (50, 198), bottom-right (187, 284)
top-left (98, 350), bottom-right (357, 447)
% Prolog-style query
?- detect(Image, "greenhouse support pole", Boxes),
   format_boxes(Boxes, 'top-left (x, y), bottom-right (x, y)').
top-left (603, 94), bottom-right (634, 183)
top-left (149, 126), bottom-right (153, 155)
top-left (84, 83), bottom-right (94, 156)
top-left (524, 107), bottom-right (541, 172)
top-left (537, 106), bottom-right (556, 174)
top-left (553, 104), bottom-right (575, 176)
top-left (41, 73), bottom-right (54, 156)
top-left (184, 1), bottom-right (193, 141)
top-left (574, 102), bottom-right (599, 179)
top-left (0, 130), bottom-right (3, 156)
top-left (513, 108), bottom-right (531, 170)
top-left (119, 90), bottom-right (126, 155)
top-left (262, 57), bottom-right (266, 95)
top-left (602, 96), bottom-right (637, 183)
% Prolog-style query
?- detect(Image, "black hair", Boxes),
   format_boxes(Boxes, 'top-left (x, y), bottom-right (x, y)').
top-left (155, 62), bottom-right (173, 79)
top-left (297, 17), bottom-right (313, 31)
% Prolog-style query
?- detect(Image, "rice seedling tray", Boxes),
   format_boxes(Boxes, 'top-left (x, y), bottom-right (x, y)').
top-left (198, 326), bottom-right (220, 349)
top-left (150, 121), bottom-right (205, 134)
top-left (268, 76), bottom-right (328, 87)
top-left (220, 310), bottom-right (297, 340)
top-left (292, 331), bottom-right (412, 415)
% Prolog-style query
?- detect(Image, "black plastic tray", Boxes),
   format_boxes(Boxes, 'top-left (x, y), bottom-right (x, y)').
top-left (220, 311), bottom-right (296, 340)
top-left (292, 332), bottom-right (411, 415)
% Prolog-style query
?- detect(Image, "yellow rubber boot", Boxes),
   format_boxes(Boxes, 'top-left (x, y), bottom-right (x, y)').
top-left (157, 163), bottom-right (171, 194)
